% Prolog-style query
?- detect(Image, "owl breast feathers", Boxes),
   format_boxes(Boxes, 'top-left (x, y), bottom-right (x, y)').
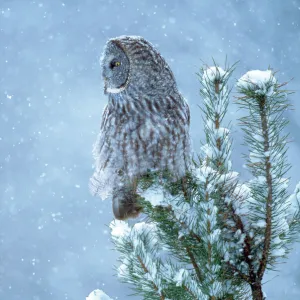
top-left (89, 35), bottom-right (191, 219)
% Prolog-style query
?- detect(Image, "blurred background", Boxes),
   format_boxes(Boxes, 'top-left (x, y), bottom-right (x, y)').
top-left (0, 0), bottom-right (299, 299)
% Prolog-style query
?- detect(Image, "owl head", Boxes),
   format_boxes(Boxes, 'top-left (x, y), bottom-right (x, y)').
top-left (101, 39), bottom-right (130, 94)
top-left (100, 35), bottom-right (177, 95)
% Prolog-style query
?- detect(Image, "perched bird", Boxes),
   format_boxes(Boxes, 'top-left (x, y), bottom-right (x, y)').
top-left (90, 35), bottom-right (190, 220)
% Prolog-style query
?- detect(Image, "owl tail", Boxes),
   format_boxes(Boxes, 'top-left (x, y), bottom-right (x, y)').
top-left (112, 184), bottom-right (142, 220)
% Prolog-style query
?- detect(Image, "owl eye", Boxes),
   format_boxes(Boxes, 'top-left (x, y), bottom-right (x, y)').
top-left (110, 60), bottom-right (121, 69)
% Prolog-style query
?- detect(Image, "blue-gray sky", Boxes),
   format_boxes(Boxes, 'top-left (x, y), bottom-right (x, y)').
top-left (0, 0), bottom-right (299, 299)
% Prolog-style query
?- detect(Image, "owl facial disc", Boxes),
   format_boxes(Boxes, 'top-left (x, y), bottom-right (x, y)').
top-left (101, 41), bottom-right (130, 94)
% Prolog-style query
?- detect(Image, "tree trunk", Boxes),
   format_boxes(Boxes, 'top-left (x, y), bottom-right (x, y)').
top-left (250, 282), bottom-right (264, 300)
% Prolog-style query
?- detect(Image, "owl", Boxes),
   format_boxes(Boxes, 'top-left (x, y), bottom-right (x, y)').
top-left (90, 35), bottom-right (191, 220)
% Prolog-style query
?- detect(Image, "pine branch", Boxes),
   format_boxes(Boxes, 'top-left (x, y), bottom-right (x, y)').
top-left (256, 96), bottom-right (272, 281)
top-left (196, 62), bottom-right (246, 298)
top-left (136, 255), bottom-right (166, 300)
top-left (104, 65), bottom-right (300, 300)
top-left (226, 197), bottom-right (253, 282)
top-left (110, 220), bottom-right (174, 300)
top-left (226, 261), bottom-right (250, 283)
top-left (235, 70), bottom-right (298, 299)
top-left (185, 245), bottom-right (203, 282)
top-left (183, 285), bottom-right (199, 300)
top-left (143, 200), bottom-right (205, 283)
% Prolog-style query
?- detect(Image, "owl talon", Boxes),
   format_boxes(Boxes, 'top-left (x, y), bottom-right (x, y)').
top-left (112, 186), bottom-right (142, 220)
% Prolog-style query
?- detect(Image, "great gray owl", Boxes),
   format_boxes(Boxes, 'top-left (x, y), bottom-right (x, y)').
top-left (89, 35), bottom-right (191, 220)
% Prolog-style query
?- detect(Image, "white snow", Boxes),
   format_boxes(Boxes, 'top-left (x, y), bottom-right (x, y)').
top-left (253, 176), bottom-right (266, 184)
top-left (214, 127), bottom-right (230, 138)
top-left (272, 236), bottom-right (281, 245)
top-left (86, 289), bottom-right (112, 300)
top-left (209, 229), bottom-right (221, 243)
top-left (237, 70), bottom-right (276, 95)
top-left (287, 181), bottom-right (300, 217)
top-left (253, 134), bottom-right (264, 142)
top-left (209, 281), bottom-right (222, 297)
top-left (256, 220), bottom-right (266, 228)
top-left (131, 222), bottom-right (159, 252)
top-left (249, 150), bottom-right (263, 164)
top-left (277, 177), bottom-right (289, 189)
top-left (196, 165), bottom-right (216, 183)
top-left (275, 216), bottom-right (289, 234)
top-left (272, 247), bottom-right (286, 257)
top-left (110, 220), bottom-right (131, 238)
top-left (118, 263), bottom-right (130, 278)
top-left (141, 186), bottom-right (165, 207)
top-left (200, 144), bottom-right (213, 158)
top-left (218, 171), bottom-right (239, 185)
top-left (203, 66), bottom-right (226, 82)
top-left (173, 268), bottom-right (189, 286)
top-left (224, 251), bottom-right (230, 262)
top-left (112, 220), bottom-right (162, 291)
top-left (133, 222), bottom-right (157, 235)
top-left (271, 235), bottom-right (286, 257)
top-left (233, 183), bottom-right (251, 198)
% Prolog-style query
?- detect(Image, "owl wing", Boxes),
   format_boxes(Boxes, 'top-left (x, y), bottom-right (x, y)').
top-left (128, 93), bottom-right (191, 178)
top-left (162, 94), bottom-right (191, 176)
top-left (89, 105), bottom-right (123, 199)
top-left (184, 98), bottom-right (190, 126)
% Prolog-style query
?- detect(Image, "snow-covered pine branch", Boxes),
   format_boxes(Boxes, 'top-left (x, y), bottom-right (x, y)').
top-left (236, 70), bottom-right (300, 299)
top-left (197, 64), bottom-right (248, 298)
top-left (86, 289), bottom-right (112, 300)
top-left (110, 220), bottom-right (168, 299)
top-left (91, 65), bottom-right (300, 300)
top-left (110, 219), bottom-right (207, 300)
top-left (200, 65), bottom-right (267, 298)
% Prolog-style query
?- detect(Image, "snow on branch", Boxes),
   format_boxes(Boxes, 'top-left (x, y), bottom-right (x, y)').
top-left (237, 70), bottom-right (277, 95)
top-left (202, 66), bottom-right (226, 83)
top-left (234, 69), bottom-right (299, 298)
top-left (287, 182), bottom-right (300, 217)
top-left (196, 63), bottom-right (248, 297)
top-left (105, 64), bottom-right (299, 300)
top-left (110, 220), bottom-right (167, 299)
top-left (110, 219), bottom-right (207, 299)
top-left (86, 289), bottom-right (112, 300)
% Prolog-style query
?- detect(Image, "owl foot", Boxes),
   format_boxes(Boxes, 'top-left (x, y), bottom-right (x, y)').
top-left (112, 186), bottom-right (143, 220)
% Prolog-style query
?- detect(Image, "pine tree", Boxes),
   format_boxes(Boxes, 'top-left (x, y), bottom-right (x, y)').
top-left (90, 63), bottom-right (300, 300)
